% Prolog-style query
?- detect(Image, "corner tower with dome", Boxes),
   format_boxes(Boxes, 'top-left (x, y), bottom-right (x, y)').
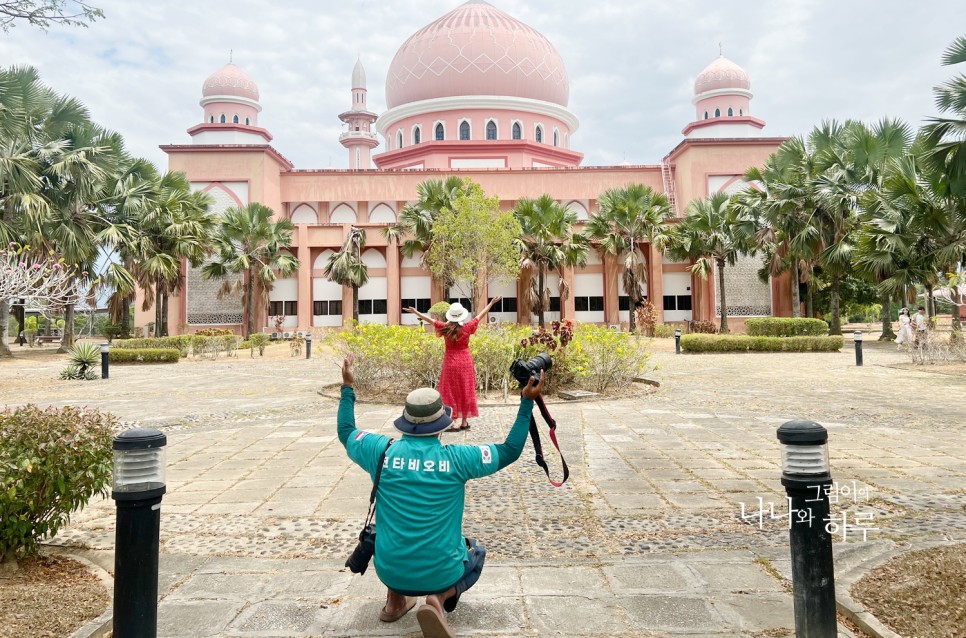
top-left (149, 2), bottom-right (790, 337)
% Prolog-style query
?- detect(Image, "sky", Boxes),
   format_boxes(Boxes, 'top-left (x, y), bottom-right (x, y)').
top-left (1, 0), bottom-right (964, 171)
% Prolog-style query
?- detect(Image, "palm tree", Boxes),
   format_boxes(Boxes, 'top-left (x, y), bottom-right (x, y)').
top-left (202, 203), bottom-right (298, 338)
top-left (513, 195), bottom-right (589, 327)
top-left (925, 36), bottom-right (966, 199)
top-left (384, 176), bottom-right (467, 291)
top-left (0, 66), bottom-right (89, 355)
top-left (669, 192), bottom-right (755, 333)
top-left (133, 172), bottom-right (214, 337)
top-left (323, 226), bottom-right (368, 322)
top-left (586, 184), bottom-right (672, 333)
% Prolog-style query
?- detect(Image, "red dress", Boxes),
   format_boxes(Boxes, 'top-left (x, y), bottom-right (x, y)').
top-left (434, 318), bottom-right (480, 419)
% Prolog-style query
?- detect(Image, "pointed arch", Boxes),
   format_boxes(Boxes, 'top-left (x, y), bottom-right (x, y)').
top-left (369, 203), bottom-right (396, 224)
top-left (329, 203), bottom-right (357, 224)
top-left (435, 122), bottom-right (445, 140)
top-left (290, 203), bottom-right (318, 225)
top-left (486, 119), bottom-right (497, 140)
top-left (459, 120), bottom-right (471, 140)
top-left (512, 121), bottom-right (522, 140)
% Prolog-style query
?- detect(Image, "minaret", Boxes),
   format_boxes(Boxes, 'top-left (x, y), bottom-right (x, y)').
top-left (683, 54), bottom-right (765, 139)
top-left (339, 57), bottom-right (379, 169)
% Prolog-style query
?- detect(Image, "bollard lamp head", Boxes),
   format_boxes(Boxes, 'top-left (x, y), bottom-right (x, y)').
top-left (112, 428), bottom-right (167, 500)
top-left (776, 420), bottom-right (831, 487)
top-left (854, 330), bottom-right (863, 342)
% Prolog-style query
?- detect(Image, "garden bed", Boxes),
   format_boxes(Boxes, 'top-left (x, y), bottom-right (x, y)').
top-left (0, 554), bottom-right (109, 638)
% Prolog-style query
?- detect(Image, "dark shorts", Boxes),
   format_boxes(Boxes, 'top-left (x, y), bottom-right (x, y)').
top-left (390, 538), bottom-right (486, 611)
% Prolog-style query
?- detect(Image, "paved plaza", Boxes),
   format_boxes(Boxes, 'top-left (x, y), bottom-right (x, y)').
top-left (2, 337), bottom-right (965, 637)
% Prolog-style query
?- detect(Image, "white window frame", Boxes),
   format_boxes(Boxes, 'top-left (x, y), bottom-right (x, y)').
top-left (511, 119), bottom-right (523, 140)
top-left (552, 127), bottom-right (560, 147)
top-left (485, 119), bottom-right (498, 140)
top-left (458, 118), bottom-right (472, 140)
top-left (534, 123), bottom-right (544, 143)
top-left (433, 120), bottom-right (446, 141)
top-left (397, 129), bottom-right (404, 149)
top-left (412, 123), bottom-right (422, 145)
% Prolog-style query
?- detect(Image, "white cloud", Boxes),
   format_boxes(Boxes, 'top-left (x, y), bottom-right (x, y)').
top-left (0, 0), bottom-right (961, 171)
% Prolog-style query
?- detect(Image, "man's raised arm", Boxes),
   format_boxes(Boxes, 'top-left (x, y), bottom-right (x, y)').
top-left (493, 373), bottom-right (544, 470)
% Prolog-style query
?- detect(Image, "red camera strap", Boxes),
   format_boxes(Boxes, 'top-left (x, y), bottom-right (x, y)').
top-left (528, 395), bottom-right (569, 487)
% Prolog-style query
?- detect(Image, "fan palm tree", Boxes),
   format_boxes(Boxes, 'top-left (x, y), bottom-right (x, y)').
top-left (384, 176), bottom-right (468, 290)
top-left (925, 35), bottom-right (966, 199)
top-left (202, 203), bottom-right (298, 338)
top-left (669, 192), bottom-right (755, 333)
top-left (513, 195), bottom-right (589, 327)
top-left (586, 184), bottom-right (672, 333)
top-left (0, 66), bottom-right (89, 355)
top-left (134, 172), bottom-right (214, 337)
top-left (323, 226), bottom-right (368, 322)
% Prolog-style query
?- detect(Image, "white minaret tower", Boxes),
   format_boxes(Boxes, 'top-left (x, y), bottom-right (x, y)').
top-left (338, 57), bottom-right (379, 169)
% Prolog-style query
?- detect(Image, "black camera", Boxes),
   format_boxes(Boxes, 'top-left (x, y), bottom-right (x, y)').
top-left (510, 352), bottom-right (552, 387)
top-left (345, 523), bottom-right (376, 574)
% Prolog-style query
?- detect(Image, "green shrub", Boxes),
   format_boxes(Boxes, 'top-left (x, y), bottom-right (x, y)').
top-left (60, 364), bottom-right (98, 380)
top-left (194, 327), bottom-right (235, 337)
top-left (681, 334), bottom-right (844, 353)
top-left (0, 405), bottom-right (115, 560)
top-left (428, 301), bottom-right (451, 322)
top-left (112, 336), bottom-right (191, 357)
top-left (567, 325), bottom-right (651, 392)
top-left (330, 323), bottom-right (444, 392)
top-left (653, 323), bottom-right (677, 338)
top-left (745, 317), bottom-right (829, 337)
top-left (109, 348), bottom-right (180, 363)
top-left (688, 320), bottom-right (718, 334)
top-left (250, 333), bottom-right (269, 355)
top-left (239, 339), bottom-right (252, 350)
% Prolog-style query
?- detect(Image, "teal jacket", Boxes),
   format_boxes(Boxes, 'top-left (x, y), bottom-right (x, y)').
top-left (338, 386), bottom-right (533, 593)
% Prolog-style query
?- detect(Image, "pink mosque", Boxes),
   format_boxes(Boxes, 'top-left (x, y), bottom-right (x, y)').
top-left (143, 1), bottom-right (793, 335)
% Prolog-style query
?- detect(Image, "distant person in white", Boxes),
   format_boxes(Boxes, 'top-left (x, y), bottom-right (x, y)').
top-left (895, 308), bottom-right (913, 349)
top-left (913, 306), bottom-right (928, 345)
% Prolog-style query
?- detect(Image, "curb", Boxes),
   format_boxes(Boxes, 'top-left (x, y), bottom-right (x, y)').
top-left (316, 379), bottom-right (659, 406)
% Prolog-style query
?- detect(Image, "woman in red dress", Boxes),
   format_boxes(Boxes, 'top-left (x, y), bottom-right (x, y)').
top-left (405, 297), bottom-right (501, 431)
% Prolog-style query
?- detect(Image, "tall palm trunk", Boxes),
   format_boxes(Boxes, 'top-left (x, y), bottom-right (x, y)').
top-left (806, 285), bottom-right (815, 319)
top-left (351, 284), bottom-right (359, 322)
top-left (926, 285), bottom-right (935, 321)
top-left (879, 291), bottom-right (896, 340)
top-left (717, 257), bottom-right (730, 334)
top-left (245, 269), bottom-right (255, 339)
top-left (154, 287), bottom-right (163, 337)
top-left (0, 299), bottom-right (10, 356)
top-left (829, 276), bottom-right (842, 335)
top-left (161, 294), bottom-right (169, 337)
top-left (121, 297), bottom-right (131, 338)
top-left (537, 266), bottom-right (545, 328)
top-left (790, 262), bottom-right (801, 318)
top-left (58, 303), bottom-right (76, 352)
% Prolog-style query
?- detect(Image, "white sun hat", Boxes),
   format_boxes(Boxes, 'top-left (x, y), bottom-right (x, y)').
top-left (445, 302), bottom-right (470, 325)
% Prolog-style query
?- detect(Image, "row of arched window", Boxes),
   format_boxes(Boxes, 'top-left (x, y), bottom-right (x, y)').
top-left (394, 119), bottom-right (563, 150)
top-left (702, 107), bottom-right (743, 120)
top-left (209, 114), bottom-right (252, 125)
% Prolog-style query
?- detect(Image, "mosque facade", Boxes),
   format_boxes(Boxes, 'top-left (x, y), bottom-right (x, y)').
top-left (146, 1), bottom-right (791, 335)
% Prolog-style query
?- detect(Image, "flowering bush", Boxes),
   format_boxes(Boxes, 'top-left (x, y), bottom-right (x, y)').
top-left (566, 325), bottom-right (651, 392)
top-left (635, 300), bottom-right (658, 337)
top-left (329, 323), bottom-right (443, 393)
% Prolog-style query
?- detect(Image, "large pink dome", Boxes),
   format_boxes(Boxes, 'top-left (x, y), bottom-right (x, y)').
top-left (694, 56), bottom-right (750, 94)
top-left (385, 1), bottom-right (569, 109)
top-left (203, 63), bottom-right (259, 101)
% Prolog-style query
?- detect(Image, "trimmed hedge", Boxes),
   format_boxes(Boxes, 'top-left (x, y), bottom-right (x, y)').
top-left (112, 335), bottom-right (191, 357)
top-left (109, 348), bottom-right (181, 363)
top-left (681, 334), bottom-right (844, 353)
top-left (745, 317), bottom-right (829, 337)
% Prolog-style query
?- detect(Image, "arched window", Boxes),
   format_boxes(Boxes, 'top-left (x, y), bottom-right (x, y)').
top-left (435, 123), bottom-right (444, 140)
top-left (232, 114), bottom-right (239, 124)
top-left (739, 108), bottom-right (743, 116)
top-left (413, 126), bottom-right (421, 144)
top-left (512, 122), bottom-right (522, 139)
top-left (459, 120), bottom-right (470, 140)
top-left (397, 132), bottom-right (403, 149)
top-left (535, 125), bottom-right (543, 143)
top-left (209, 115), bottom-right (215, 123)
top-left (727, 107), bottom-right (733, 117)
top-left (486, 120), bottom-right (497, 140)
top-left (553, 130), bottom-right (559, 146)
top-left (219, 114), bottom-right (226, 123)
top-left (714, 108), bottom-right (721, 117)
top-left (245, 117), bottom-right (250, 125)
top-left (703, 111), bottom-right (708, 120)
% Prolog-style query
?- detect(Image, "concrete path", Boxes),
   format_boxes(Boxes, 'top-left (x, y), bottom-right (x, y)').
top-left (2, 336), bottom-right (963, 636)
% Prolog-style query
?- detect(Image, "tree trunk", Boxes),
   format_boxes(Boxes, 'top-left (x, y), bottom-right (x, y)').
top-left (0, 299), bottom-right (10, 357)
top-left (537, 266), bottom-right (545, 329)
top-left (245, 271), bottom-right (255, 339)
top-left (717, 258), bottom-right (730, 334)
top-left (926, 285), bottom-right (935, 321)
top-left (878, 291), bottom-right (896, 341)
top-left (161, 294), bottom-right (169, 337)
top-left (352, 284), bottom-right (359, 323)
top-left (829, 276), bottom-right (842, 335)
top-left (155, 286), bottom-right (163, 338)
top-left (791, 262), bottom-right (801, 318)
top-left (58, 303), bottom-right (76, 352)
top-left (121, 297), bottom-right (131, 338)
top-left (806, 284), bottom-right (815, 319)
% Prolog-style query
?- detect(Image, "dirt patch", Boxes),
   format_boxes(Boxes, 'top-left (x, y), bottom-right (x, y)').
top-left (851, 543), bottom-right (966, 638)
top-left (890, 361), bottom-right (966, 377)
top-left (0, 554), bottom-right (109, 638)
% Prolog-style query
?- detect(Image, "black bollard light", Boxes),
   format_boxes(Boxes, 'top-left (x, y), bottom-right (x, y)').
top-left (112, 428), bottom-right (167, 638)
top-left (853, 330), bottom-right (863, 367)
top-left (305, 333), bottom-right (312, 359)
top-left (674, 329), bottom-right (682, 355)
top-left (101, 343), bottom-right (110, 379)
top-left (777, 420), bottom-right (836, 638)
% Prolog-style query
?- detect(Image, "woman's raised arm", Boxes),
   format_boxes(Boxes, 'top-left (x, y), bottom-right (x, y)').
top-left (474, 296), bottom-right (502, 322)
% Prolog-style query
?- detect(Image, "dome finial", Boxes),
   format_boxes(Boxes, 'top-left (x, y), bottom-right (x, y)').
top-left (718, 42), bottom-right (722, 57)
top-left (229, 48), bottom-right (232, 64)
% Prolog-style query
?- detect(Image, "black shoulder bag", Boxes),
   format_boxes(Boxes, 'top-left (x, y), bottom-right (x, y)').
top-left (344, 439), bottom-right (393, 574)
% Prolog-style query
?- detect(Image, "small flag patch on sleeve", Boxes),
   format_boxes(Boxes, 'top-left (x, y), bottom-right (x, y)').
top-left (354, 431), bottom-right (369, 441)
top-left (479, 445), bottom-right (492, 464)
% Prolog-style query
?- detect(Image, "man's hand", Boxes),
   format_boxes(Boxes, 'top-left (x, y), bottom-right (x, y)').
top-left (342, 354), bottom-right (355, 387)
top-left (521, 372), bottom-right (546, 400)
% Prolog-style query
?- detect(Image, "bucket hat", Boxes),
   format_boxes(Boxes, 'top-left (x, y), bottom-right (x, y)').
top-left (393, 388), bottom-right (453, 436)
top-left (445, 302), bottom-right (470, 324)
